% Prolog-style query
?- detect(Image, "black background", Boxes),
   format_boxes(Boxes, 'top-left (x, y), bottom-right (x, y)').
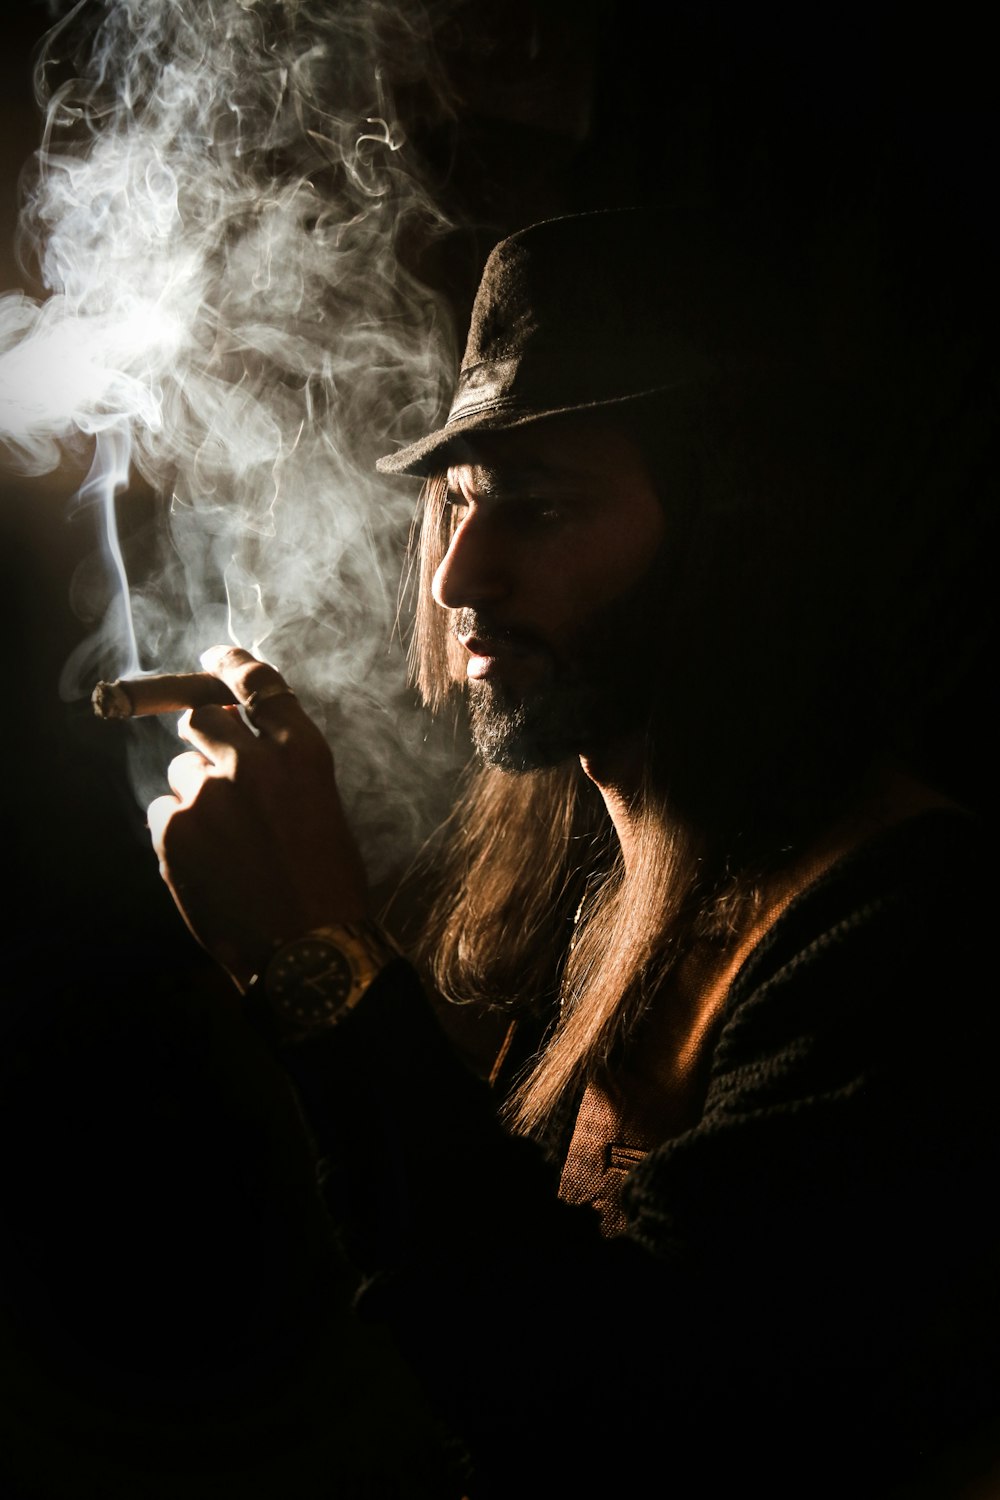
top-left (0, 3), bottom-right (995, 1497)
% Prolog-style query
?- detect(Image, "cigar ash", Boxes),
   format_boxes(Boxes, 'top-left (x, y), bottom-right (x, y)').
top-left (91, 680), bottom-right (136, 720)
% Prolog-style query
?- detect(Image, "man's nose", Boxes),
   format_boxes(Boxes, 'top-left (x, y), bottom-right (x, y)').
top-left (431, 513), bottom-right (511, 610)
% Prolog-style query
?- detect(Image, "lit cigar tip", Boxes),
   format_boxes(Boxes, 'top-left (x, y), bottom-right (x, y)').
top-left (92, 680), bottom-right (134, 720)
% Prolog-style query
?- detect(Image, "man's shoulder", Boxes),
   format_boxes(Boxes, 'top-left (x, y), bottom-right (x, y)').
top-left (710, 806), bottom-right (992, 1093)
top-left (734, 806), bottom-right (986, 1000)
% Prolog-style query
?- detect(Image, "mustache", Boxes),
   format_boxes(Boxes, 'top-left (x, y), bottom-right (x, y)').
top-left (451, 610), bottom-right (547, 655)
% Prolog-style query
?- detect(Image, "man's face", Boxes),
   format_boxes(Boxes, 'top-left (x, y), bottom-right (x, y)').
top-left (431, 419), bottom-right (667, 771)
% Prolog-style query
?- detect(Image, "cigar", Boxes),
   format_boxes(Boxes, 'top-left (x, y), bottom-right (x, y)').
top-left (91, 672), bottom-right (239, 720)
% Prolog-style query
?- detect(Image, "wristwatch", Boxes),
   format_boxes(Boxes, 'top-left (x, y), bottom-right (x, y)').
top-left (249, 919), bottom-right (402, 1045)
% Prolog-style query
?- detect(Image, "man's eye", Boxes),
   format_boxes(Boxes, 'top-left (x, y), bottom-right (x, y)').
top-left (515, 497), bottom-right (567, 526)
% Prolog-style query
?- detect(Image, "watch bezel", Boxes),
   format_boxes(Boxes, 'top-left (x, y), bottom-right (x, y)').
top-left (253, 920), bottom-right (401, 1044)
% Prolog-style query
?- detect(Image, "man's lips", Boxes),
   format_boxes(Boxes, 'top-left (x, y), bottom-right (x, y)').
top-left (457, 631), bottom-right (545, 679)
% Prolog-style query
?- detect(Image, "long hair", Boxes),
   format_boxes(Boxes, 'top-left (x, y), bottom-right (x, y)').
top-left (404, 372), bottom-right (990, 1137)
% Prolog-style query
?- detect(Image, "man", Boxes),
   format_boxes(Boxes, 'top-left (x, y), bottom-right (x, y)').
top-left (147, 207), bottom-right (997, 1497)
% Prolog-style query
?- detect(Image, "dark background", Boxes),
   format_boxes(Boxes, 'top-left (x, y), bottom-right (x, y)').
top-left (0, 3), bottom-right (995, 1497)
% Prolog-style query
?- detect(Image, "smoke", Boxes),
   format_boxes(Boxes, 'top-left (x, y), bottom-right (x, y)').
top-left (0, 0), bottom-right (470, 885)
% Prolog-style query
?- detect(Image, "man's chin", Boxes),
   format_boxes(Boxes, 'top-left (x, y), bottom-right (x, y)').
top-left (467, 681), bottom-right (594, 773)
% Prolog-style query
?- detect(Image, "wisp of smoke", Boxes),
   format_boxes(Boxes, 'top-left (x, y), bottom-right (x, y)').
top-left (0, 0), bottom-right (468, 885)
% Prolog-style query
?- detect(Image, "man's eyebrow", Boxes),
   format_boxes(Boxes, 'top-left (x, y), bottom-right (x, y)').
top-left (457, 463), bottom-right (573, 499)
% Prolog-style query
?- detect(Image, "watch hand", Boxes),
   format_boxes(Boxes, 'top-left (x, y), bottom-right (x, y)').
top-left (302, 966), bottom-right (347, 995)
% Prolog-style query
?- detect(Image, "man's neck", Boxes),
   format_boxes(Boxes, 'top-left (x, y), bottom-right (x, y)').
top-left (581, 744), bottom-right (963, 881)
top-left (579, 741), bottom-right (647, 872)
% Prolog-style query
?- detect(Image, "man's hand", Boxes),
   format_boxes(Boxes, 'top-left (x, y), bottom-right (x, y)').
top-left (146, 646), bottom-right (369, 992)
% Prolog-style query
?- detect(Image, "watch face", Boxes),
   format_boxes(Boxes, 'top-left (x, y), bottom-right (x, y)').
top-left (266, 938), bottom-right (357, 1025)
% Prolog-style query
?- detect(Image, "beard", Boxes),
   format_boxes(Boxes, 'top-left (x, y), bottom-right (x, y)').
top-left (460, 563), bottom-right (665, 773)
top-left (468, 671), bottom-right (607, 772)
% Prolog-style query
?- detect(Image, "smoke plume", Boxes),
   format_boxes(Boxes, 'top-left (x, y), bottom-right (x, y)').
top-left (0, 0), bottom-right (468, 884)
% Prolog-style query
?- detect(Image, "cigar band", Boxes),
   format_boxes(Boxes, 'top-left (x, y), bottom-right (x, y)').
top-left (247, 919), bottom-right (403, 1045)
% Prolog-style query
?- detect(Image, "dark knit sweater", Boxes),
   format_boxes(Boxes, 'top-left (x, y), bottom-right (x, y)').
top-left (275, 809), bottom-right (1000, 1499)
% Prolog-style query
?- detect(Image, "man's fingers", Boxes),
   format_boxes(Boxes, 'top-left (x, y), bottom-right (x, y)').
top-left (199, 645), bottom-right (300, 736)
top-left (166, 748), bottom-right (214, 802)
top-left (146, 792), bottom-right (177, 851)
top-left (198, 644), bottom-right (291, 702)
